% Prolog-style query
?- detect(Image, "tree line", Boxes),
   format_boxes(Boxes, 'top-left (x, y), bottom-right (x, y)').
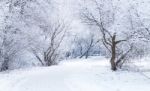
top-left (0, 0), bottom-right (149, 71)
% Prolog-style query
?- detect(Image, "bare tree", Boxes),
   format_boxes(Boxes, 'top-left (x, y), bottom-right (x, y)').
top-left (31, 21), bottom-right (68, 66)
top-left (70, 33), bottom-right (100, 59)
top-left (79, 36), bottom-right (95, 59)
top-left (80, 0), bottom-right (134, 71)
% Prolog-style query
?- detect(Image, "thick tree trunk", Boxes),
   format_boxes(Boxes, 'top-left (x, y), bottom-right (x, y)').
top-left (110, 45), bottom-right (117, 71)
top-left (110, 34), bottom-right (117, 71)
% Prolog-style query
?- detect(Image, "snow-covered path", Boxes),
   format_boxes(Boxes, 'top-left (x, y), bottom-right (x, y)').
top-left (0, 57), bottom-right (150, 91)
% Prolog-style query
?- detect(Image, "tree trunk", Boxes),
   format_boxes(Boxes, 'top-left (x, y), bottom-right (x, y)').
top-left (1, 57), bottom-right (9, 71)
top-left (110, 34), bottom-right (117, 71)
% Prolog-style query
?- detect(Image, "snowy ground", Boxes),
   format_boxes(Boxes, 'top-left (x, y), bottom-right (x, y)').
top-left (0, 57), bottom-right (150, 91)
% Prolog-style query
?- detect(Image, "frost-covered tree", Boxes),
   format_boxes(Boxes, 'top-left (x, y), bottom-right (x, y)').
top-left (0, 0), bottom-right (28, 71)
top-left (70, 33), bottom-right (100, 59)
top-left (80, 0), bottom-right (137, 71)
top-left (30, 20), bottom-right (68, 66)
top-left (0, 0), bottom-right (67, 71)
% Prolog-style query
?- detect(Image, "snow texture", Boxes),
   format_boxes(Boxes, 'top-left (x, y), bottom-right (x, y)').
top-left (0, 57), bottom-right (150, 91)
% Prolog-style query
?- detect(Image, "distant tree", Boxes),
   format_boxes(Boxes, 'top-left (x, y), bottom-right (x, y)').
top-left (72, 34), bottom-right (100, 59)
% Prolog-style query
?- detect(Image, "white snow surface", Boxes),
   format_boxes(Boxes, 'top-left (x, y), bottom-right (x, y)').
top-left (0, 57), bottom-right (150, 91)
